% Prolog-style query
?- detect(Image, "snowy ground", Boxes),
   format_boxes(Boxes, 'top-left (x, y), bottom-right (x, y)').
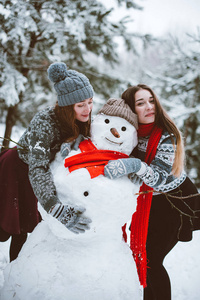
top-left (0, 226), bottom-right (200, 300)
top-left (164, 231), bottom-right (200, 300)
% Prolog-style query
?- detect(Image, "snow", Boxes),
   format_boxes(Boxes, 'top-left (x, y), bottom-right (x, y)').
top-left (1, 224), bottom-right (200, 299)
top-left (0, 113), bottom-right (200, 299)
top-left (0, 173), bottom-right (141, 300)
top-left (0, 64), bottom-right (27, 107)
top-left (91, 114), bottom-right (138, 155)
top-left (165, 231), bottom-right (200, 300)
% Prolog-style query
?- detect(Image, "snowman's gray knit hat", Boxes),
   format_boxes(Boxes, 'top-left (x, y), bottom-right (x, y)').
top-left (47, 62), bottom-right (94, 107)
top-left (98, 98), bottom-right (138, 129)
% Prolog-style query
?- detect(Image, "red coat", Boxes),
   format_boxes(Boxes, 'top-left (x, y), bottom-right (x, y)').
top-left (0, 148), bottom-right (41, 235)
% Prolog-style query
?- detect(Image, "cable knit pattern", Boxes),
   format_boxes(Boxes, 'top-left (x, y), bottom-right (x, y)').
top-left (17, 107), bottom-right (64, 212)
top-left (130, 131), bottom-right (186, 192)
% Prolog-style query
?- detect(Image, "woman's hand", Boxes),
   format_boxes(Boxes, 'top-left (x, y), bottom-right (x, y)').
top-left (49, 203), bottom-right (92, 234)
top-left (60, 142), bottom-right (72, 158)
top-left (60, 134), bottom-right (84, 158)
top-left (104, 158), bottom-right (142, 179)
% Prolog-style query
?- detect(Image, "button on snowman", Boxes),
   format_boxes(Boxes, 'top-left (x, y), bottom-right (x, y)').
top-left (1, 99), bottom-right (141, 300)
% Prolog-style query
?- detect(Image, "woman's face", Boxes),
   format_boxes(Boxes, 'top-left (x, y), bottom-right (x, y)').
top-left (134, 89), bottom-right (155, 124)
top-left (74, 98), bottom-right (93, 122)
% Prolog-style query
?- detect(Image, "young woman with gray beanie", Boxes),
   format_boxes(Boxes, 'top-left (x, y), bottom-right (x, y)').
top-left (0, 62), bottom-right (94, 261)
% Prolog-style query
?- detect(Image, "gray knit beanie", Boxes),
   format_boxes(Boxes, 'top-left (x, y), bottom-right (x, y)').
top-left (98, 98), bottom-right (138, 129)
top-left (47, 62), bottom-right (94, 106)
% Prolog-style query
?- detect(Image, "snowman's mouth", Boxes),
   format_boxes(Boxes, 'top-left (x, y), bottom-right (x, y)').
top-left (105, 137), bottom-right (123, 145)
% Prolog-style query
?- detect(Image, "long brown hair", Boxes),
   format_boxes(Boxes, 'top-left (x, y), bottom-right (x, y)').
top-left (54, 102), bottom-right (91, 142)
top-left (122, 84), bottom-right (185, 177)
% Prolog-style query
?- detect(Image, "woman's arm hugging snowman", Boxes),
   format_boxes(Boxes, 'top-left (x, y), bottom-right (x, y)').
top-left (26, 63), bottom-right (94, 233)
top-left (0, 62), bottom-right (94, 261)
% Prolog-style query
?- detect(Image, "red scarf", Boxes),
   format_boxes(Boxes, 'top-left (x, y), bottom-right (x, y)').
top-left (130, 123), bottom-right (163, 287)
top-left (64, 139), bottom-right (129, 178)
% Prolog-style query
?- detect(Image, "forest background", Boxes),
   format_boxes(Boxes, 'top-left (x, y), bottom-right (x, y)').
top-left (1, 0), bottom-right (200, 186)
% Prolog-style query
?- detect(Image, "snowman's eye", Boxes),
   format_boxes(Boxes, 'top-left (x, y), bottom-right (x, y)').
top-left (104, 119), bottom-right (110, 124)
top-left (83, 191), bottom-right (89, 197)
top-left (121, 126), bottom-right (126, 131)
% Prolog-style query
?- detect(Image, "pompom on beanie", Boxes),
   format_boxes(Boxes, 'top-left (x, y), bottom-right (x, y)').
top-left (98, 98), bottom-right (138, 129)
top-left (47, 62), bottom-right (94, 107)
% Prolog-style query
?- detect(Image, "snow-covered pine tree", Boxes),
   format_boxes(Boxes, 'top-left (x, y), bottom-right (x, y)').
top-left (0, 0), bottom-right (143, 150)
top-left (147, 33), bottom-right (200, 186)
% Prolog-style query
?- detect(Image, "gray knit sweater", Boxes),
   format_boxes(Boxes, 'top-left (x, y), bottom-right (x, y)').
top-left (17, 107), bottom-right (64, 212)
top-left (130, 131), bottom-right (186, 192)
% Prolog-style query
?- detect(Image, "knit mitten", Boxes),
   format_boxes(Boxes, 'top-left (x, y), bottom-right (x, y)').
top-left (49, 203), bottom-right (92, 234)
top-left (60, 142), bottom-right (72, 158)
top-left (72, 134), bottom-right (84, 150)
top-left (60, 135), bottom-right (85, 158)
top-left (104, 158), bottom-right (142, 179)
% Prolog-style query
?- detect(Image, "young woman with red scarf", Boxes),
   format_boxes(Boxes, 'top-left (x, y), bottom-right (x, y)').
top-left (104, 84), bottom-right (200, 300)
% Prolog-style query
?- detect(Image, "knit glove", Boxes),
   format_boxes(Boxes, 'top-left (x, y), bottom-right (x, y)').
top-left (49, 203), bottom-right (92, 234)
top-left (104, 158), bottom-right (142, 179)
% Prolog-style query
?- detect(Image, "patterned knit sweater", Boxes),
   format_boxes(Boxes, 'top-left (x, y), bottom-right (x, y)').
top-left (130, 131), bottom-right (186, 192)
top-left (17, 107), bottom-right (64, 212)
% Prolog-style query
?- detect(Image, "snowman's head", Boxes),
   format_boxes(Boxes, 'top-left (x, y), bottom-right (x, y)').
top-left (91, 99), bottom-right (138, 155)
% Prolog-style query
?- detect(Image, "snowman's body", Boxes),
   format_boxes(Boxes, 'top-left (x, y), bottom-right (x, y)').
top-left (1, 115), bottom-right (141, 300)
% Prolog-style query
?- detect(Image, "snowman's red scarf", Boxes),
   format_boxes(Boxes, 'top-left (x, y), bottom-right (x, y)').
top-left (130, 123), bottom-right (163, 288)
top-left (64, 139), bottom-right (129, 178)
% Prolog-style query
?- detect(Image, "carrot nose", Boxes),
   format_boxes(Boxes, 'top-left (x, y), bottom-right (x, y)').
top-left (110, 128), bottom-right (120, 138)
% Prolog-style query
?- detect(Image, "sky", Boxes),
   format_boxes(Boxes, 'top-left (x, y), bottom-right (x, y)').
top-left (101, 0), bottom-right (200, 37)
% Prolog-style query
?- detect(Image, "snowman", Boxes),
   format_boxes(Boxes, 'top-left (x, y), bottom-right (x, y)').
top-left (0, 99), bottom-right (141, 300)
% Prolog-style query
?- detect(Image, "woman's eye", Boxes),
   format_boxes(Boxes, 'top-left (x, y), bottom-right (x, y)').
top-left (83, 191), bottom-right (89, 197)
top-left (104, 119), bottom-right (110, 124)
top-left (136, 102), bottom-right (143, 106)
top-left (121, 126), bottom-right (126, 131)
